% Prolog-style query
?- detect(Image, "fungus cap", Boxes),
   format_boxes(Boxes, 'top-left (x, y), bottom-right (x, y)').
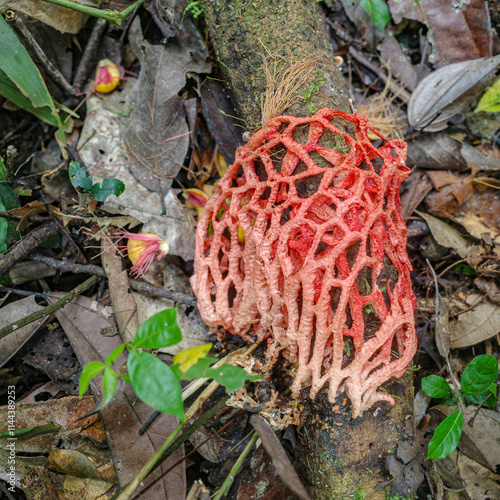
top-left (191, 108), bottom-right (417, 418)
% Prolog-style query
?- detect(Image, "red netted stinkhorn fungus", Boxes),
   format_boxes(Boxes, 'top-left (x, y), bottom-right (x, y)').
top-left (191, 108), bottom-right (417, 418)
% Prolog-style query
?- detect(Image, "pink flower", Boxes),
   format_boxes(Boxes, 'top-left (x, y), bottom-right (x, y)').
top-left (116, 231), bottom-right (169, 277)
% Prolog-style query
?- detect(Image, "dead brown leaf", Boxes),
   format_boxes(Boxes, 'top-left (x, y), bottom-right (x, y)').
top-left (378, 35), bottom-right (422, 92)
top-left (49, 294), bottom-right (186, 499)
top-left (475, 278), bottom-right (500, 305)
top-left (408, 56), bottom-right (500, 132)
top-left (417, 211), bottom-right (469, 258)
top-left (450, 294), bottom-right (500, 348)
top-left (388, 0), bottom-right (492, 66)
top-left (100, 236), bottom-right (138, 344)
top-left (122, 18), bottom-right (210, 197)
top-left (401, 170), bottom-right (432, 219)
top-left (406, 134), bottom-right (468, 171)
top-left (0, 295), bottom-right (48, 367)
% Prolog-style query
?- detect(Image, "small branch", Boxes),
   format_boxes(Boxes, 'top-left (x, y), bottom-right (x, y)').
top-left (156, 396), bottom-right (230, 468)
top-left (30, 253), bottom-right (196, 306)
top-left (348, 47), bottom-right (412, 103)
top-left (468, 392), bottom-right (494, 428)
top-left (132, 412), bottom-right (243, 500)
top-left (115, 396), bottom-right (229, 500)
top-left (427, 260), bottom-right (467, 418)
top-left (13, 17), bottom-right (76, 95)
top-left (73, 18), bottom-right (108, 93)
top-left (213, 431), bottom-right (259, 500)
top-left (40, 0), bottom-right (145, 27)
top-left (0, 275), bottom-right (98, 340)
top-left (0, 211), bottom-right (20, 222)
top-left (0, 220), bottom-right (61, 277)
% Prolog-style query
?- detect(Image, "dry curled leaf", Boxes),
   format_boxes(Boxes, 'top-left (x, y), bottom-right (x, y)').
top-left (122, 18), bottom-right (210, 197)
top-left (388, 0), bottom-right (492, 66)
top-left (408, 55), bottom-right (500, 132)
top-left (406, 134), bottom-right (468, 170)
top-left (417, 211), bottom-right (469, 258)
top-left (450, 293), bottom-right (500, 348)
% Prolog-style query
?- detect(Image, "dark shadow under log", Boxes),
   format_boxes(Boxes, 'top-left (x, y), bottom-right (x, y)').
top-left (204, 1), bottom-right (414, 498)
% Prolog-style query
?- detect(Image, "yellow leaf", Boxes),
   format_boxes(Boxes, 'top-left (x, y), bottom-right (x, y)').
top-left (173, 344), bottom-right (212, 372)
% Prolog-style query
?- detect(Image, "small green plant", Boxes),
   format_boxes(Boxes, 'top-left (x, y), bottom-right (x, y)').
top-left (180, 1), bottom-right (203, 28)
top-left (422, 354), bottom-right (498, 460)
top-left (79, 308), bottom-right (260, 421)
top-left (68, 162), bottom-right (125, 203)
top-left (360, 0), bottom-right (392, 31)
top-left (303, 77), bottom-right (327, 114)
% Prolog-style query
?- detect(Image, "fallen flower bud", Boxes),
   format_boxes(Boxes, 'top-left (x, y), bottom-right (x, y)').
top-left (117, 232), bottom-right (169, 277)
top-left (94, 59), bottom-right (121, 94)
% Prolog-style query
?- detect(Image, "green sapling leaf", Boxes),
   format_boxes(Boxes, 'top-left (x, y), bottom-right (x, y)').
top-left (127, 350), bottom-right (184, 420)
top-left (204, 365), bottom-right (260, 393)
top-left (131, 308), bottom-right (182, 349)
top-left (102, 367), bottom-right (117, 407)
top-left (105, 344), bottom-right (125, 367)
top-left (426, 410), bottom-right (463, 460)
top-left (422, 375), bottom-right (452, 399)
top-left (461, 355), bottom-right (498, 399)
top-left (79, 362), bottom-right (105, 397)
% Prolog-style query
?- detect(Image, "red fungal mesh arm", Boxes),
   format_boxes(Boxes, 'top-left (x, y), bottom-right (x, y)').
top-left (191, 108), bottom-right (417, 417)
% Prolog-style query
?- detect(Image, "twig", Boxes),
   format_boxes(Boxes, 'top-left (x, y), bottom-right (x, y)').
top-left (212, 431), bottom-right (259, 500)
top-left (115, 396), bottom-right (229, 500)
top-left (73, 18), bottom-right (108, 93)
top-left (450, 293), bottom-right (487, 317)
top-left (39, 0), bottom-right (146, 27)
top-left (0, 211), bottom-right (20, 222)
top-left (13, 17), bottom-right (76, 95)
top-left (30, 253), bottom-right (196, 306)
top-left (131, 411), bottom-right (243, 500)
top-left (0, 220), bottom-right (61, 277)
top-left (0, 275), bottom-right (98, 340)
top-left (0, 287), bottom-right (46, 299)
top-left (348, 47), bottom-right (412, 103)
top-left (427, 260), bottom-right (467, 418)
top-left (468, 392), bottom-right (494, 428)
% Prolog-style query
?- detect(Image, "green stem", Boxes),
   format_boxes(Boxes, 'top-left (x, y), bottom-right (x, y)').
top-left (116, 396), bottom-right (229, 500)
top-left (114, 420), bottom-right (184, 500)
top-left (0, 275), bottom-right (98, 340)
top-left (40, 0), bottom-right (145, 27)
top-left (155, 396), bottom-right (229, 469)
top-left (213, 431), bottom-right (259, 500)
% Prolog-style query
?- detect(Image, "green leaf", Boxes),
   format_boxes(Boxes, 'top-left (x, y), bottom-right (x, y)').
top-left (0, 198), bottom-right (7, 254)
top-left (0, 157), bottom-right (19, 215)
top-left (105, 344), bottom-right (125, 366)
top-left (461, 355), bottom-right (498, 397)
top-left (360, 0), bottom-right (391, 30)
top-left (204, 365), bottom-right (260, 393)
top-left (426, 410), bottom-right (463, 460)
top-left (102, 367), bottom-right (117, 407)
top-left (127, 350), bottom-right (184, 420)
top-left (464, 382), bottom-right (497, 407)
top-left (131, 309), bottom-right (182, 349)
top-left (173, 344), bottom-right (212, 373)
top-left (121, 373), bottom-right (131, 384)
top-left (422, 375), bottom-right (452, 399)
top-left (91, 177), bottom-right (125, 202)
top-left (69, 162), bottom-right (93, 192)
top-left (0, 18), bottom-right (66, 147)
top-left (171, 357), bottom-right (217, 380)
top-left (79, 362), bottom-right (105, 397)
top-left (474, 78), bottom-right (500, 113)
top-left (0, 16), bottom-right (56, 109)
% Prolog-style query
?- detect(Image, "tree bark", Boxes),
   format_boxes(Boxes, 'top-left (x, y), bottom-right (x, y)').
top-left (204, 1), bottom-right (414, 498)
